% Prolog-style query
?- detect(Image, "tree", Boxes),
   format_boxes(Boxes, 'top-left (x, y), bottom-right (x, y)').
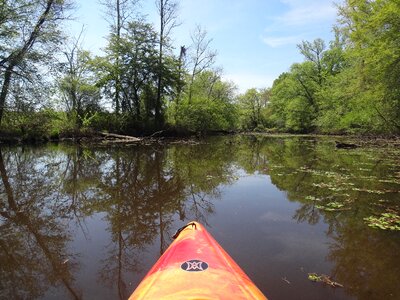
top-left (187, 25), bottom-right (217, 104)
top-left (269, 35), bottom-right (348, 133)
top-left (155, 0), bottom-right (179, 129)
top-left (336, 0), bottom-right (400, 133)
top-left (269, 62), bottom-right (318, 132)
top-left (297, 38), bottom-right (326, 86)
top-left (58, 35), bottom-right (101, 129)
top-left (122, 21), bottom-right (158, 119)
top-left (93, 14), bottom-right (182, 133)
top-left (100, 0), bottom-right (140, 114)
top-left (0, 0), bottom-right (72, 126)
top-left (238, 88), bottom-right (270, 130)
top-left (175, 71), bottom-right (237, 132)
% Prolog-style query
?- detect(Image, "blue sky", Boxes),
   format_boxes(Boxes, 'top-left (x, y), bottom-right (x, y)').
top-left (71, 0), bottom-right (341, 93)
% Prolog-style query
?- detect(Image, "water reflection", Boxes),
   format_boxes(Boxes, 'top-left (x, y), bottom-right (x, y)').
top-left (0, 148), bottom-right (81, 299)
top-left (236, 136), bottom-right (400, 299)
top-left (0, 136), bottom-right (399, 299)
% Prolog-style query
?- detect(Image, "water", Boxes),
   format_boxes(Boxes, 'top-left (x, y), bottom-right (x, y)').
top-left (0, 135), bottom-right (399, 300)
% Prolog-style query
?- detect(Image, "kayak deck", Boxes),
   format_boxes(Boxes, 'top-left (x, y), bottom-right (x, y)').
top-left (129, 222), bottom-right (267, 299)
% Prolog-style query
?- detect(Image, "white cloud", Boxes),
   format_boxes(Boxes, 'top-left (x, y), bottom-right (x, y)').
top-left (262, 1), bottom-right (338, 49)
top-left (276, 2), bottom-right (337, 27)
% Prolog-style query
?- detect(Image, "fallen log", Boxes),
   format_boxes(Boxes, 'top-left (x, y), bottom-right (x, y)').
top-left (97, 131), bottom-right (141, 142)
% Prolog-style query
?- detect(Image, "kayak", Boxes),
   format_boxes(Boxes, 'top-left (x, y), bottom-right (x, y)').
top-left (129, 221), bottom-right (267, 299)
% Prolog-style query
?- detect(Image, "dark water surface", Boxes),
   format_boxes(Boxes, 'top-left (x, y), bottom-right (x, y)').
top-left (0, 135), bottom-right (399, 300)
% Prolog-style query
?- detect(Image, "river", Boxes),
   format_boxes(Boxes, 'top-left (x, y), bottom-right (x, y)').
top-left (0, 135), bottom-right (399, 300)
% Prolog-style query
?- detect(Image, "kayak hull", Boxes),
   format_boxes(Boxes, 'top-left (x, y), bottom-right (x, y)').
top-left (129, 222), bottom-right (267, 300)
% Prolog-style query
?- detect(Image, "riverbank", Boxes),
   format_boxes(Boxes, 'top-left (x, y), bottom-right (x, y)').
top-left (245, 132), bottom-right (400, 148)
top-left (1, 129), bottom-right (399, 148)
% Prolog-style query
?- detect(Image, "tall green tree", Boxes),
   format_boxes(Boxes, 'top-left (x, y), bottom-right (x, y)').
top-left (100, 0), bottom-right (139, 114)
top-left (93, 16), bottom-right (181, 133)
top-left (118, 20), bottom-right (159, 122)
top-left (269, 36), bottom-right (346, 133)
top-left (155, 0), bottom-right (179, 129)
top-left (0, 0), bottom-right (72, 126)
top-left (297, 38), bottom-right (326, 86)
top-left (337, 0), bottom-right (400, 133)
top-left (238, 88), bottom-right (270, 130)
top-left (175, 70), bottom-right (237, 132)
top-left (187, 25), bottom-right (217, 104)
top-left (269, 61), bottom-right (319, 132)
top-left (58, 37), bottom-right (100, 129)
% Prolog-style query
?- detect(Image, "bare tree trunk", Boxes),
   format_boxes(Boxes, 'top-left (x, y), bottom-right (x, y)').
top-left (0, 66), bottom-right (13, 125)
top-left (155, 0), bottom-right (179, 130)
top-left (115, 0), bottom-right (121, 114)
top-left (155, 0), bottom-right (164, 130)
top-left (175, 45), bottom-right (186, 121)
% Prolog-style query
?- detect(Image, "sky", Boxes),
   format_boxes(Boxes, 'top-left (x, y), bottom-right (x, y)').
top-left (70, 0), bottom-right (342, 93)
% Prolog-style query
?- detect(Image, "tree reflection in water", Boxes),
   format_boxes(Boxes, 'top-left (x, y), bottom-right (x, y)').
top-left (0, 136), bottom-right (399, 299)
top-left (94, 143), bottom-right (234, 298)
top-left (0, 148), bottom-right (81, 299)
top-left (0, 142), bottom-right (231, 299)
top-left (244, 136), bottom-right (400, 299)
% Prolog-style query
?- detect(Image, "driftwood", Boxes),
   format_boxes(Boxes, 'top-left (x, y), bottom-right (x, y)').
top-left (149, 130), bottom-right (165, 137)
top-left (97, 131), bottom-right (141, 142)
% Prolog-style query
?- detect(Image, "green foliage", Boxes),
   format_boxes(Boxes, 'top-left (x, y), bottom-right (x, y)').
top-left (88, 112), bottom-right (140, 135)
top-left (338, 0), bottom-right (400, 133)
top-left (1, 109), bottom-right (64, 141)
top-left (267, 37), bottom-right (346, 133)
top-left (237, 88), bottom-right (271, 130)
top-left (285, 97), bottom-right (314, 132)
top-left (92, 18), bottom-right (182, 132)
top-left (176, 101), bottom-right (218, 132)
top-left (264, 0), bottom-right (400, 135)
top-left (2, 0), bottom-right (400, 138)
top-left (172, 71), bottom-right (238, 133)
top-left (0, 0), bottom-right (71, 125)
top-left (268, 65), bottom-right (317, 133)
top-left (175, 99), bottom-right (235, 132)
top-left (58, 49), bottom-right (101, 129)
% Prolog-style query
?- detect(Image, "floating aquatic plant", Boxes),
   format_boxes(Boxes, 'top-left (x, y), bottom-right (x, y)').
top-left (378, 179), bottom-right (400, 184)
top-left (316, 202), bottom-right (345, 212)
top-left (352, 187), bottom-right (386, 194)
top-left (308, 273), bottom-right (343, 288)
top-left (305, 196), bottom-right (321, 201)
top-left (364, 213), bottom-right (400, 231)
top-left (328, 187), bottom-right (345, 192)
top-left (308, 273), bottom-right (320, 281)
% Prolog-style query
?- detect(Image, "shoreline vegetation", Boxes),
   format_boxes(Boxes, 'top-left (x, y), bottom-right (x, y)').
top-left (1, 127), bottom-right (399, 148)
top-left (1, 1), bottom-right (399, 144)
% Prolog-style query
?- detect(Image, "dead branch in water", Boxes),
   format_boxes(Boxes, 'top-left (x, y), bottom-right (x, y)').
top-left (97, 131), bottom-right (141, 142)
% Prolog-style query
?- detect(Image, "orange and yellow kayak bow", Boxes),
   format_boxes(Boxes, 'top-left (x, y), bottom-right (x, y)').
top-left (129, 221), bottom-right (267, 299)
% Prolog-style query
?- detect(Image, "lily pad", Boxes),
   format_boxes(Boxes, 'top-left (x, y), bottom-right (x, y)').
top-left (364, 212), bottom-right (400, 231)
top-left (316, 201), bottom-right (345, 212)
